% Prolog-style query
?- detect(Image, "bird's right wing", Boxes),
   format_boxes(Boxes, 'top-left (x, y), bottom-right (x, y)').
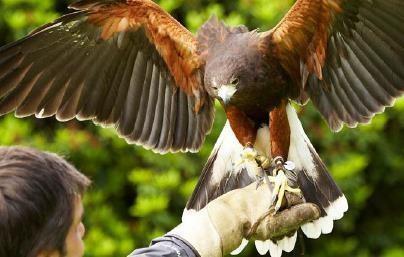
top-left (0, 0), bottom-right (215, 153)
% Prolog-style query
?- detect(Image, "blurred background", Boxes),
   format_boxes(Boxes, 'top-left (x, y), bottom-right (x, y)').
top-left (0, 0), bottom-right (404, 256)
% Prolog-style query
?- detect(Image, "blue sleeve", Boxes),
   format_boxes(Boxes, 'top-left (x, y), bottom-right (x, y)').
top-left (127, 235), bottom-right (200, 257)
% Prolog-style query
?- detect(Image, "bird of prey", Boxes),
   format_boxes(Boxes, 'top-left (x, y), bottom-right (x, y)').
top-left (0, 0), bottom-right (403, 256)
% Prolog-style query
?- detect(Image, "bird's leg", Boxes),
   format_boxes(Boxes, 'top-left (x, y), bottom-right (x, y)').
top-left (267, 102), bottom-right (301, 212)
top-left (269, 156), bottom-right (301, 212)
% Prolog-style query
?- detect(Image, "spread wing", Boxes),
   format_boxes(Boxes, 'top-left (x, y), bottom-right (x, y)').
top-left (0, 0), bottom-right (214, 153)
top-left (266, 0), bottom-right (404, 131)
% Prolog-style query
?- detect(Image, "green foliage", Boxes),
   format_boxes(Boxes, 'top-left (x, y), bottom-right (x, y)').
top-left (1, 1), bottom-right (404, 256)
top-left (0, 0), bottom-right (58, 42)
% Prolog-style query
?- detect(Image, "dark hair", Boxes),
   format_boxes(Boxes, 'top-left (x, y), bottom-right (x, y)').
top-left (0, 146), bottom-right (91, 257)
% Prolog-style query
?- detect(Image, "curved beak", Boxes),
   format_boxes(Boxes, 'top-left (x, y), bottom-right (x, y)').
top-left (218, 84), bottom-right (237, 104)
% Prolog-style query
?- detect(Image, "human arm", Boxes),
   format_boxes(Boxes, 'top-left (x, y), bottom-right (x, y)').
top-left (128, 182), bottom-right (319, 257)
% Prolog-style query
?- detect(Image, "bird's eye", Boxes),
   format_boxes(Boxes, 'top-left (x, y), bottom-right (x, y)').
top-left (231, 78), bottom-right (239, 85)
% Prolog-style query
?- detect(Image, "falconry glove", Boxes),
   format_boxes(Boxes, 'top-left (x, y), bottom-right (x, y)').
top-left (170, 182), bottom-right (320, 257)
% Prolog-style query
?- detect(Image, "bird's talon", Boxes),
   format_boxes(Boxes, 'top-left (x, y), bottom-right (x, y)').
top-left (236, 146), bottom-right (258, 168)
top-left (285, 185), bottom-right (301, 195)
top-left (238, 146), bottom-right (272, 173)
top-left (267, 164), bottom-right (301, 213)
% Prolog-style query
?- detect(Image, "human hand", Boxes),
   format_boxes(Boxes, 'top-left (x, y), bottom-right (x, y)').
top-left (171, 182), bottom-right (320, 257)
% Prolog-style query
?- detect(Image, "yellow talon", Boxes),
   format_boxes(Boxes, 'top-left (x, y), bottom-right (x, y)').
top-left (269, 169), bottom-right (301, 212)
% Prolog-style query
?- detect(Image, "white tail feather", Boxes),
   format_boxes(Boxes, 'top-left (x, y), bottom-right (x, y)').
top-left (325, 196), bottom-right (349, 220)
top-left (231, 238), bottom-right (249, 255)
top-left (318, 216), bottom-right (334, 234)
top-left (254, 232), bottom-right (297, 257)
top-left (255, 240), bottom-right (270, 255)
top-left (286, 103), bottom-right (348, 239)
top-left (286, 104), bottom-right (317, 179)
top-left (269, 240), bottom-right (283, 257)
top-left (278, 232), bottom-right (297, 252)
top-left (301, 220), bottom-right (322, 239)
top-left (210, 121), bottom-right (245, 184)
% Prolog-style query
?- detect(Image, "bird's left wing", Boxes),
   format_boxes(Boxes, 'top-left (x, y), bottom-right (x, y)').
top-left (264, 0), bottom-right (404, 131)
top-left (0, 0), bottom-right (214, 153)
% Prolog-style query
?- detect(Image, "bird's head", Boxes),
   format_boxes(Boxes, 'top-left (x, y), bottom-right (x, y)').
top-left (203, 32), bottom-right (261, 106)
top-left (205, 62), bottom-right (241, 105)
top-left (204, 55), bottom-right (259, 107)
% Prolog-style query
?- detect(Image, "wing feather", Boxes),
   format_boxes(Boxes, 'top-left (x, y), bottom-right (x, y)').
top-left (77, 44), bottom-right (118, 119)
top-left (108, 43), bottom-right (140, 124)
top-left (132, 59), bottom-right (154, 140)
top-left (0, 1), bottom-right (215, 153)
top-left (266, 0), bottom-right (404, 131)
top-left (139, 64), bottom-right (160, 142)
top-left (97, 37), bottom-right (133, 122)
top-left (147, 71), bottom-right (165, 148)
top-left (0, 62), bottom-right (31, 99)
top-left (1, 68), bottom-right (39, 116)
top-left (121, 50), bottom-right (148, 135)
top-left (18, 45), bottom-right (76, 117)
top-left (172, 90), bottom-right (189, 149)
top-left (156, 78), bottom-right (174, 150)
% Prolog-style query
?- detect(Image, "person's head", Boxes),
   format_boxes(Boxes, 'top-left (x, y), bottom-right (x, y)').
top-left (0, 146), bottom-right (91, 257)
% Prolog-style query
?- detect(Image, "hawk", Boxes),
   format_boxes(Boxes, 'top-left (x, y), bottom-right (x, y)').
top-left (0, 0), bottom-right (403, 256)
